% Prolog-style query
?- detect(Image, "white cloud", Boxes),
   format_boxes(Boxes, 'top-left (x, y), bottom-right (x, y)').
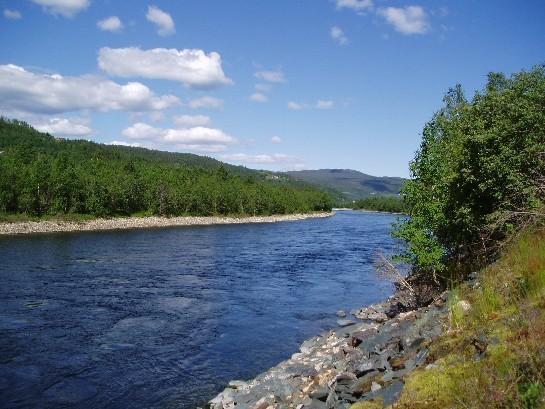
top-left (335, 0), bottom-right (373, 13)
top-left (31, 0), bottom-right (89, 18)
top-left (330, 26), bottom-right (348, 45)
top-left (146, 5), bottom-right (175, 36)
top-left (288, 100), bottom-right (334, 110)
top-left (97, 16), bottom-right (123, 32)
top-left (108, 140), bottom-right (143, 147)
top-left (378, 6), bottom-right (430, 35)
top-left (255, 83), bottom-right (271, 92)
top-left (173, 114), bottom-right (211, 127)
top-left (0, 64), bottom-right (179, 115)
top-left (220, 153), bottom-right (298, 165)
top-left (287, 101), bottom-right (305, 110)
top-left (4, 9), bottom-right (22, 19)
top-left (254, 69), bottom-right (285, 83)
top-left (249, 92), bottom-right (268, 103)
top-left (34, 117), bottom-right (92, 136)
top-left (316, 100), bottom-right (334, 109)
top-left (121, 122), bottom-right (236, 152)
top-left (188, 96), bottom-right (224, 110)
top-left (271, 136), bottom-right (282, 144)
top-left (98, 47), bottom-right (232, 89)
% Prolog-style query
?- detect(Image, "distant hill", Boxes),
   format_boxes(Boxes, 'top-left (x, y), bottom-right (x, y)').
top-left (285, 169), bottom-right (406, 201)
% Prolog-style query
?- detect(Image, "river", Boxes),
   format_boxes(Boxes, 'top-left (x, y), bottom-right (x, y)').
top-left (0, 210), bottom-right (401, 408)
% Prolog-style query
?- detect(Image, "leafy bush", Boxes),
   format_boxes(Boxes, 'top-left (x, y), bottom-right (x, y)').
top-left (394, 65), bottom-right (545, 276)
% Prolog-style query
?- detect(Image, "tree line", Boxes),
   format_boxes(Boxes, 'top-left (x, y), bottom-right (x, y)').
top-left (352, 195), bottom-right (405, 213)
top-left (0, 119), bottom-right (332, 218)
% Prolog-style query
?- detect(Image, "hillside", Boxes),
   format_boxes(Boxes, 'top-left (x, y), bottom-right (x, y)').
top-left (0, 119), bottom-right (332, 217)
top-left (285, 169), bottom-right (406, 201)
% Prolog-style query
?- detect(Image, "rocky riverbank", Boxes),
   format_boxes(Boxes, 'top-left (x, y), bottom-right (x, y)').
top-left (0, 212), bottom-right (334, 235)
top-left (209, 291), bottom-right (449, 409)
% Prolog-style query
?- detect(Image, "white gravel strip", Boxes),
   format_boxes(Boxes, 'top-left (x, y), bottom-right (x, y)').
top-left (0, 212), bottom-right (334, 235)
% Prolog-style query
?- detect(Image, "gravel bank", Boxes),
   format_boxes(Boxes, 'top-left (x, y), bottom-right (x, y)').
top-left (0, 212), bottom-right (334, 235)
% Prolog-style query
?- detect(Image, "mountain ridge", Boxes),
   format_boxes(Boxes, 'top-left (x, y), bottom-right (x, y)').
top-left (285, 168), bottom-right (406, 201)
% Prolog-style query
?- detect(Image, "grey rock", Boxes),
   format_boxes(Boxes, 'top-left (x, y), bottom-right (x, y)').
top-left (336, 310), bottom-right (347, 318)
top-left (228, 380), bottom-right (248, 390)
top-left (337, 319), bottom-right (356, 327)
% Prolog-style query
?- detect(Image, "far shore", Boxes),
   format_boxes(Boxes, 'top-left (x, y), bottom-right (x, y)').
top-left (0, 212), bottom-right (334, 236)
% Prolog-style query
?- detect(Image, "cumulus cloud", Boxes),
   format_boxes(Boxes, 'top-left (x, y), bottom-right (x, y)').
top-left (31, 0), bottom-right (89, 18)
top-left (188, 96), bottom-right (224, 110)
top-left (271, 136), bottom-right (282, 144)
top-left (0, 64), bottom-right (179, 115)
top-left (98, 47), bottom-right (232, 89)
top-left (335, 0), bottom-right (373, 13)
top-left (330, 26), bottom-right (348, 45)
top-left (378, 6), bottom-right (430, 35)
top-left (173, 114), bottom-right (211, 127)
top-left (34, 117), bottom-right (93, 136)
top-left (146, 5), bottom-right (175, 36)
top-left (97, 16), bottom-right (123, 32)
top-left (121, 122), bottom-right (236, 152)
top-left (254, 69), bottom-right (285, 83)
top-left (4, 9), bottom-right (22, 19)
top-left (249, 92), bottom-right (268, 103)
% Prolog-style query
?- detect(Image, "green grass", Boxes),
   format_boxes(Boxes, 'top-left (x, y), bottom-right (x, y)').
top-left (392, 227), bottom-right (545, 409)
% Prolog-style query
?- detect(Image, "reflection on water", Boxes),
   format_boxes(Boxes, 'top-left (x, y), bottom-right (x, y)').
top-left (0, 210), bottom-right (401, 408)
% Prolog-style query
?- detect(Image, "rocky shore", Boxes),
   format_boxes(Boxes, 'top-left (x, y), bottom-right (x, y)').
top-left (209, 291), bottom-right (448, 409)
top-left (0, 212), bottom-right (334, 235)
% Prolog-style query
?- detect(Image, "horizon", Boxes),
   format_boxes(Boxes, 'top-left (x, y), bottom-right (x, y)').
top-left (1, 0), bottom-right (544, 177)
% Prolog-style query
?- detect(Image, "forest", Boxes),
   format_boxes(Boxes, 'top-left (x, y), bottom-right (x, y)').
top-left (0, 119), bottom-right (332, 218)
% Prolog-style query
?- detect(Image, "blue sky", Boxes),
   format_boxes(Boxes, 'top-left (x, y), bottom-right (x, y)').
top-left (1, 0), bottom-right (544, 177)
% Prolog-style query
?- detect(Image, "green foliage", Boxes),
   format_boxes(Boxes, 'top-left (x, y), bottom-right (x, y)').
top-left (394, 65), bottom-right (545, 274)
top-left (352, 195), bottom-right (405, 213)
top-left (520, 382), bottom-right (544, 409)
top-left (0, 119), bottom-right (332, 218)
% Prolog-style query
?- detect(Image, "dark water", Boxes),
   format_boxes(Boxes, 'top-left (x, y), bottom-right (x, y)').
top-left (0, 210), bottom-right (401, 409)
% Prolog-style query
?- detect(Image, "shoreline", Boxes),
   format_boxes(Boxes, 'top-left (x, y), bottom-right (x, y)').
top-left (0, 212), bottom-right (334, 236)
top-left (208, 287), bottom-right (448, 408)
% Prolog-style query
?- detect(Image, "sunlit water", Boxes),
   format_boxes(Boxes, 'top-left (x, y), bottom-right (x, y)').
top-left (0, 210), bottom-right (401, 408)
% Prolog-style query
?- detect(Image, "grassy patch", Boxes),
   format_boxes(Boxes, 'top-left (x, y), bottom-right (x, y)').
top-left (395, 227), bottom-right (545, 408)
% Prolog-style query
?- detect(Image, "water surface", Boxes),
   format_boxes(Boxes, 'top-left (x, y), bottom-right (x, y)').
top-left (0, 210), bottom-right (401, 408)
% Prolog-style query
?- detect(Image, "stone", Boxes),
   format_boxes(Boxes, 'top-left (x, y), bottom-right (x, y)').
top-left (309, 387), bottom-right (329, 401)
top-left (456, 300), bottom-right (471, 315)
top-left (337, 310), bottom-right (347, 318)
top-left (371, 382), bottom-right (382, 392)
top-left (337, 319), bottom-right (356, 327)
top-left (353, 361), bottom-right (375, 378)
top-left (228, 380), bottom-right (248, 390)
top-left (365, 380), bottom-right (404, 406)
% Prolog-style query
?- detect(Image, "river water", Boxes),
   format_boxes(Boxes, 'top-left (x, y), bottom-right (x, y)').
top-left (0, 210), bottom-right (401, 408)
